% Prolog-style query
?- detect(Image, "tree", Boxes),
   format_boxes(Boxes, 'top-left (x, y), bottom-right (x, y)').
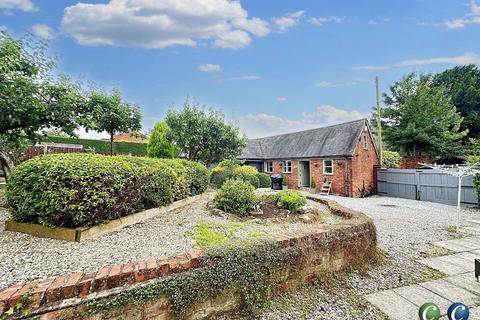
top-left (434, 64), bottom-right (480, 140)
top-left (382, 73), bottom-right (466, 157)
top-left (165, 101), bottom-right (246, 166)
top-left (147, 121), bottom-right (175, 158)
top-left (0, 32), bottom-right (89, 177)
top-left (88, 89), bottom-right (142, 155)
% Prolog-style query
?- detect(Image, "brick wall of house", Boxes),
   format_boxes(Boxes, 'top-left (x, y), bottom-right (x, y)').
top-left (269, 160), bottom-right (299, 189)
top-left (350, 127), bottom-right (379, 197)
top-left (310, 159), bottom-right (348, 196)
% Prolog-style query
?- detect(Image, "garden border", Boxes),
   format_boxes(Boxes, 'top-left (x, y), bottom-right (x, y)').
top-left (4, 193), bottom-right (210, 242)
top-left (0, 196), bottom-right (377, 319)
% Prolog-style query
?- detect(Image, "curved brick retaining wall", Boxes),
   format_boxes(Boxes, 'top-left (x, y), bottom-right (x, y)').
top-left (0, 196), bottom-right (376, 320)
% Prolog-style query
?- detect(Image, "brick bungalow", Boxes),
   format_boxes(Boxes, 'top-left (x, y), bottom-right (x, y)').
top-left (238, 119), bottom-right (379, 197)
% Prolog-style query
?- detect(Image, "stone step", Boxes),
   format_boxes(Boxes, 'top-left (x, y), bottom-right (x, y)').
top-left (365, 290), bottom-right (419, 320)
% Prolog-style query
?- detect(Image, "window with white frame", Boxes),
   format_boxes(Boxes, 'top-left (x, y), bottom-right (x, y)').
top-left (323, 160), bottom-right (334, 175)
top-left (363, 134), bottom-right (368, 150)
top-left (265, 161), bottom-right (273, 173)
top-left (282, 160), bottom-right (292, 173)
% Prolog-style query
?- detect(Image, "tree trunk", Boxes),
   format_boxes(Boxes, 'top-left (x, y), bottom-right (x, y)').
top-left (110, 133), bottom-right (114, 156)
top-left (0, 150), bottom-right (14, 180)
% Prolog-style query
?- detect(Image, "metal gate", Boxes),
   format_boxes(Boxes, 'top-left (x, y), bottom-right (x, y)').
top-left (377, 168), bottom-right (478, 205)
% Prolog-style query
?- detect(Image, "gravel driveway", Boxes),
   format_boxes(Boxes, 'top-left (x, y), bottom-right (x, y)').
top-left (225, 195), bottom-right (480, 320)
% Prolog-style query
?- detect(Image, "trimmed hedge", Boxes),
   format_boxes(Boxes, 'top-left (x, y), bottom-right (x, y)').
top-left (214, 179), bottom-right (256, 217)
top-left (6, 154), bottom-right (209, 227)
top-left (42, 136), bottom-right (147, 156)
top-left (256, 173), bottom-right (271, 188)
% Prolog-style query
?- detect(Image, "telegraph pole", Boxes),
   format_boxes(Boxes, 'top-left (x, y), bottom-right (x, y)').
top-left (375, 77), bottom-right (383, 166)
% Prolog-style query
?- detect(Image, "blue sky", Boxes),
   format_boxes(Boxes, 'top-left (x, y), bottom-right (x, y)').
top-left (1, 0), bottom-right (479, 138)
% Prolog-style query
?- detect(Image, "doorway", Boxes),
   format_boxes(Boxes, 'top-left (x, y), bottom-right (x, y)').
top-left (298, 160), bottom-right (311, 187)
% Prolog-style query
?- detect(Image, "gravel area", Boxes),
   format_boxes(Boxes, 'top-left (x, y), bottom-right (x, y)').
top-left (0, 191), bottom-right (336, 291)
top-left (222, 195), bottom-right (480, 320)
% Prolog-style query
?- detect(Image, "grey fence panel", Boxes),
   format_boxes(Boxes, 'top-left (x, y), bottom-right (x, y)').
top-left (377, 169), bottom-right (478, 206)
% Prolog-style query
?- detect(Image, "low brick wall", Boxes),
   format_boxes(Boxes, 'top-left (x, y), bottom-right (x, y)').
top-left (0, 198), bottom-right (376, 320)
top-left (399, 156), bottom-right (434, 169)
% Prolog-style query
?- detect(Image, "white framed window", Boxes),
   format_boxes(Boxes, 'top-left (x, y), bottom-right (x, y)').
top-left (363, 134), bottom-right (368, 150)
top-left (282, 160), bottom-right (292, 173)
top-left (323, 160), bottom-right (334, 175)
top-left (265, 161), bottom-right (273, 173)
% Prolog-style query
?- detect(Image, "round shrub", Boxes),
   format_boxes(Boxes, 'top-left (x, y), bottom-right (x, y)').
top-left (214, 180), bottom-right (256, 217)
top-left (180, 160), bottom-right (210, 195)
top-left (233, 165), bottom-right (258, 176)
top-left (256, 173), bottom-right (271, 188)
top-left (275, 190), bottom-right (307, 212)
top-left (157, 159), bottom-right (190, 200)
top-left (210, 161), bottom-right (239, 188)
top-left (6, 154), bottom-right (140, 227)
top-left (242, 174), bottom-right (260, 188)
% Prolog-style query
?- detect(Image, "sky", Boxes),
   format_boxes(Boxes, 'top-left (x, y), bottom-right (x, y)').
top-left (1, 0), bottom-right (479, 139)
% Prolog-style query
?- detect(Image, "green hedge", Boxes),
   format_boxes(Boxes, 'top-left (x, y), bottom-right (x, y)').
top-left (214, 179), bottom-right (256, 217)
top-left (256, 173), bottom-right (271, 188)
top-left (6, 154), bottom-right (209, 227)
top-left (42, 136), bottom-right (147, 156)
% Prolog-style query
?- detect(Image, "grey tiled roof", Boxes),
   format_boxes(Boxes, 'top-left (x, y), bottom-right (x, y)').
top-left (239, 119), bottom-right (368, 160)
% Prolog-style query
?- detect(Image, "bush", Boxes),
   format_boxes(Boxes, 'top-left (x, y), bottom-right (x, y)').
top-left (214, 180), bottom-right (256, 217)
top-left (233, 165), bottom-right (258, 176)
top-left (6, 154), bottom-right (209, 228)
top-left (210, 161), bottom-right (239, 188)
top-left (256, 173), bottom-right (271, 188)
top-left (275, 190), bottom-right (307, 212)
top-left (282, 175), bottom-right (288, 186)
top-left (242, 175), bottom-right (260, 188)
top-left (180, 160), bottom-right (210, 195)
top-left (382, 150), bottom-right (401, 168)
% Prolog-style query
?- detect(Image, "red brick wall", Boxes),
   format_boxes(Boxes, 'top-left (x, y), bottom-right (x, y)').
top-left (350, 128), bottom-right (379, 197)
top-left (400, 156), bottom-right (433, 169)
top-left (310, 159), bottom-right (348, 196)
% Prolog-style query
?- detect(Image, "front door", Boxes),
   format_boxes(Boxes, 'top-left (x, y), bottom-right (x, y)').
top-left (298, 161), bottom-right (310, 187)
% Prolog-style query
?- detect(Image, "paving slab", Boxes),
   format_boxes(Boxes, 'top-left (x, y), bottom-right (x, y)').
top-left (418, 256), bottom-right (471, 275)
top-left (434, 240), bottom-right (476, 253)
top-left (393, 284), bottom-right (452, 315)
top-left (455, 237), bottom-right (480, 249)
top-left (365, 290), bottom-right (418, 320)
top-left (445, 273), bottom-right (480, 296)
top-left (420, 279), bottom-right (480, 306)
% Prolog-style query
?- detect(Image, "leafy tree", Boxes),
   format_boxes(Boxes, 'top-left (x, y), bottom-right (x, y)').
top-left (0, 32), bottom-right (88, 177)
top-left (382, 73), bottom-right (466, 157)
top-left (165, 101), bottom-right (246, 166)
top-left (434, 64), bottom-right (480, 139)
top-left (88, 89), bottom-right (142, 155)
top-left (147, 121), bottom-right (175, 158)
top-left (382, 150), bottom-right (401, 168)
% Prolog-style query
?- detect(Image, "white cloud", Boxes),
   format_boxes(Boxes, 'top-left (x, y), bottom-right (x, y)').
top-left (197, 63), bottom-right (222, 73)
top-left (353, 65), bottom-right (389, 71)
top-left (227, 75), bottom-right (262, 81)
top-left (445, 0), bottom-right (480, 29)
top-left (31, 24), bottom-right (55, 40)
top-left (272, 10), bottom-right (305, 33)
top-left (61, 0), bottom-right (269, 49)
top-left (395, 52), bottom-right (480, 67)
top-left (314, 81), bottom-right (333, 88)
top-left (0, 0), bottom-right (36, 13)
top-left (277, 96), bottom-right (287, 102)
top-left (367, 18), bottom-right (391, 25)
top-left (308, 16), bottom-right (344, 26)
top-left (313, 78), bottom-right (366, 88)
top-left (237, 105), bottom-right (369, 138)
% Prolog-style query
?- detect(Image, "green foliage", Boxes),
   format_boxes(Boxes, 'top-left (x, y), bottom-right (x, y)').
top-left (256, 173), bottom-right (272, 188)
top-left (214, 180), bottom-right (256, 217)
top-left (234, 165), bottom-right (259, 188)
top-left (382, 73), bottom-right (466, 157)
top-left (241, 175), bottom-right (260, 189)
top-left (87, 89), bottom-right (142, 155)
top-left (5, 154), bottom-right (208, 227)
top-left (41, 135), bottom-right (147, 156)
top-left (275, 190), bottom-right (307, 212)
top-left (180, 160), bottom-right (210, 196)
top-left (147, 121), bottom-right (175, 159)
top-left (382, 150), bottom-right (401, 168)
top-left (310, 179), bottom-right (316, 189)
top-left (282, 175), bottom-right (288, 186)
top-left (434, 64), bottom-right (480, 140)
top-left (192, 222), bottom-right (247, 247)
top-left (210, 160), bottom-right (239, 188)
top-left (165, 101), bottom-right (246, 166)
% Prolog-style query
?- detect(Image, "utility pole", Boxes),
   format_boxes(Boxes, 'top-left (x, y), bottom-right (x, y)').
top-left (375, 76), bottom-right (383, 166)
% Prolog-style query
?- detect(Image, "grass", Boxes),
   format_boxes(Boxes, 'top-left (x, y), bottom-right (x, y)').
top-left (190, 221), bottom-right (262, 247)
top-left (444, 225), bottom-right (465, 239)
top-left (421, 244), bottom-right (455, 258)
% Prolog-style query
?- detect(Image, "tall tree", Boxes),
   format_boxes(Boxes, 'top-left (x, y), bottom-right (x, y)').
top-left (0, 32), bottom-right (89, 177)
top-left (382, 73), bottom-right (466, 157)
top-left (434, 64), bottom-right (480, 140)
top-left (165, 101), bottom-right (246, 166)
top-left (88, 89), bottom-right (142, 155)
top-left (147, 121), bottom-right (175, 158)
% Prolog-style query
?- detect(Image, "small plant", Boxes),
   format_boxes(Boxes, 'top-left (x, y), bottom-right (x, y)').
top-left (382, 150), bottom-right (401, 168)
top-left (256, 172), bottom-right (272, 188)
top-left (275, 190), bottom-right (307, 212)
top-left (310, 179), bottom-right (316, 193)
top-left (214, 179), bottom-right (257, 217)
top-left (282, 175), bottom-right (288, 190)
